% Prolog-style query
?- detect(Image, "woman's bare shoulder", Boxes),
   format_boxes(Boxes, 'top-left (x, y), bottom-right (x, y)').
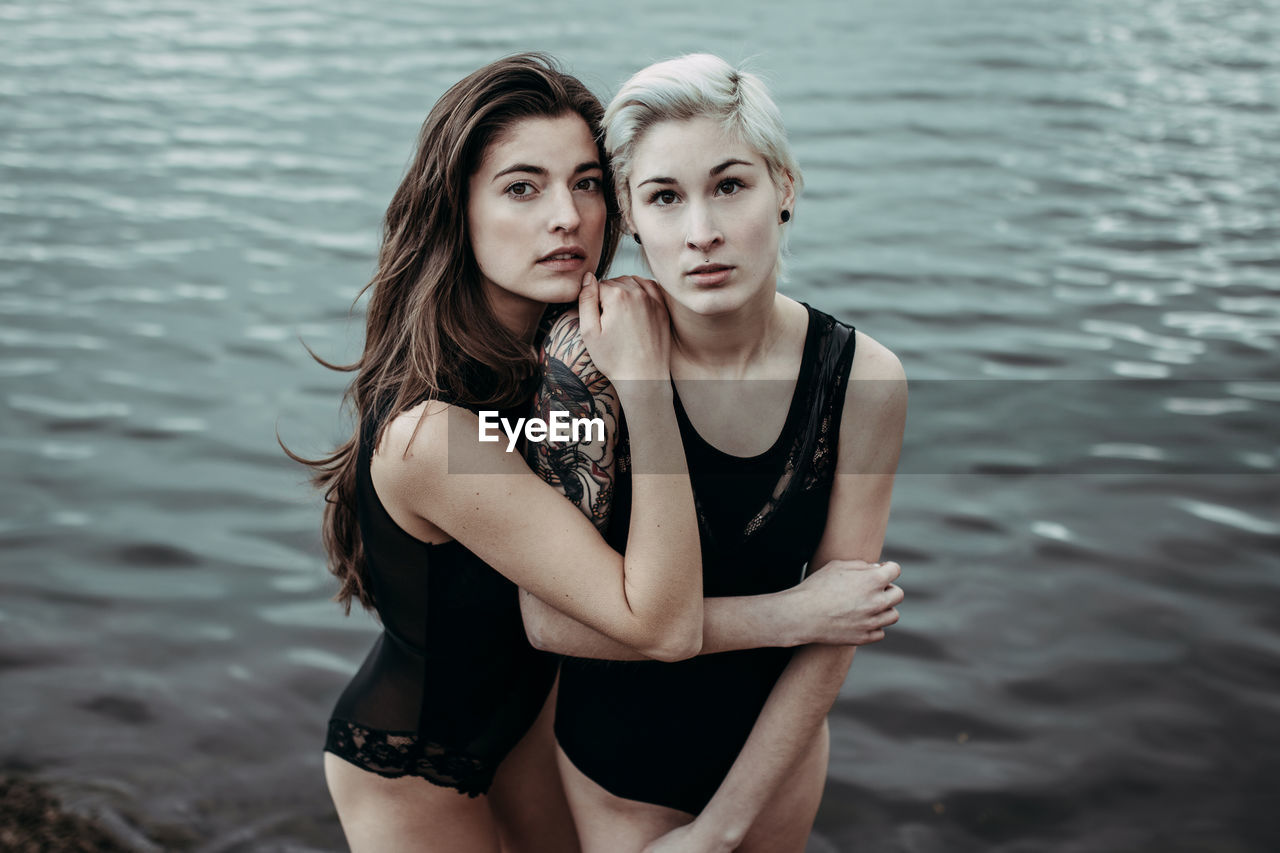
top-left (834, 331), bottom-right (907, 471)
top-left (373, 398), bottom-right (464, 482)
top-left (850, 330), bottom-right (906, 385)
top-left (367, 399), bottom-right (463, 542)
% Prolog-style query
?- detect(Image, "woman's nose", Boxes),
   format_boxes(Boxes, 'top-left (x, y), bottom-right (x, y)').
top-left (549, 188), bottom-right (582, 233)
top-left (684, 202), bottom-right (722, 253)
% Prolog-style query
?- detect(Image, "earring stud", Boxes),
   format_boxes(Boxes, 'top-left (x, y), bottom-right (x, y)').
top-left (780, 210), bottom-right (791, 223)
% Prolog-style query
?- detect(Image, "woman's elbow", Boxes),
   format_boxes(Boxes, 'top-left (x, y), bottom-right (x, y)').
top-left (519, 594), bottom-right (556, 652)
top-left (523, 617), bottom-right (549, 652)
top-left (525, 621), bottom-right (581, 655)
top-left (640, 622), bottom-right (703, 662)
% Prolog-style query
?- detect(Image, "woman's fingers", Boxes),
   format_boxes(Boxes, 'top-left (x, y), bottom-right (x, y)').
top-left (599, 274), bottom-right (659, 298)
top-left (577, 271), bottom-right (601, 339)
top-left (595, 278), bottom-right (629, 328)
top-left (578, 273), bottom-right (671, 382)
top-left (870, 584), bottom-right (903, 611)
top-left (631, 276), bottom-right (665, 304)
top-left (598, 274), bottom-right (635, 293)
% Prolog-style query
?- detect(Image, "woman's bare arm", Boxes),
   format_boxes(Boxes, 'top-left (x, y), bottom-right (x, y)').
top-left (379, 277), bottom-right (702, 662)
top-left (523, 582), bottom-right (865, 661)
top-left (660, 332), bottom-right (907, 851)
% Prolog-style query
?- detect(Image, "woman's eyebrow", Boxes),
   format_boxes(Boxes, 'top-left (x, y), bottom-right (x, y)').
top-left (492, 161), bottom-right (602, 182)
top-left (636, 158), bottom-right (756, 188)
top-left (492, 163), bottom-right (546, 181)
top-left (709, 158), bottom-right (753, 176)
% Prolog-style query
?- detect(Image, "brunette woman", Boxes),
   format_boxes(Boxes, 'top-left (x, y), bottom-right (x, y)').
top-left (295, 54), bottom-right (702, 853)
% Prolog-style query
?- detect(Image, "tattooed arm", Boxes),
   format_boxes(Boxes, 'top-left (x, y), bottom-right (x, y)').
top-left (519, 310), bottom-right (896, 660)
top-left (520, 308), bottom-right (648, 658)
top-left (524, 310), bottom-right (620, 534)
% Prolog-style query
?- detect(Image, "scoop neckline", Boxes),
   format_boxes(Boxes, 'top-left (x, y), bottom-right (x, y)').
top-left (670, 303), bottom-right (817, 463)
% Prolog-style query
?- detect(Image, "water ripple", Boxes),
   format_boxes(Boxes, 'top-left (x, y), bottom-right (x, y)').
top-left (8, 394), bottom-right (130, 420)
top-left (1177, 500), bottom-right (1280, 537)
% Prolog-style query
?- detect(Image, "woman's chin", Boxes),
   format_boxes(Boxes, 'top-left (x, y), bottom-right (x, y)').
top-left (539, 277), bottom-right (586, 304)
top-left (668, 282), bottom-right (761, 318)
top-left (501, 276), bottom-right (583, 307)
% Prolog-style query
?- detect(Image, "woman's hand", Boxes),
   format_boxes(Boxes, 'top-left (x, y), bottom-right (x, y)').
top-left (640, 821), bottom-right (734, 853)
top-left (577, 271), bottom-right (671, 382)
top-left (790, 559), bottom-right (903, 646)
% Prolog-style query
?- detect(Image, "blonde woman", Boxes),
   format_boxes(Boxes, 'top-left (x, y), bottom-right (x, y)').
top-left (522, 55), bottom-right (907, 853)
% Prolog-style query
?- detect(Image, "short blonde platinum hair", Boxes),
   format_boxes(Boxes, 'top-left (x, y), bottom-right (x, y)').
top-left (603, 53), bottom-right (805, 228)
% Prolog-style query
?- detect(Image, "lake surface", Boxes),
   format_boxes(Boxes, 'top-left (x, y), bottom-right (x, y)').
top-left (2, 0), bottom-right (1277, 850)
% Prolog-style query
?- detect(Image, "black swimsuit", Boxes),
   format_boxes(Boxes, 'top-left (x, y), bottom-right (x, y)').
top-left (324, 395), bottom-right (559, 797)
top-left (554, 304), bottom-right (857, 815)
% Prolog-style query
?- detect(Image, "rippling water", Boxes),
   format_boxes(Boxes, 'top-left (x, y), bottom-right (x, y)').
top-left (2, 0), bottom-right (1277, 850)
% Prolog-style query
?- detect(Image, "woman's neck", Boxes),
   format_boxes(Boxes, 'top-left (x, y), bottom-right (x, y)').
top-left (483, 280), bottom-right (546, 342)
top-left (668, 288), bottom-right (790, 379)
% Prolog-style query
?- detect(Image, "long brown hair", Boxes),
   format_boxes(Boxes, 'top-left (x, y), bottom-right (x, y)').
top-left (290, 53), bottom-right (621, 612)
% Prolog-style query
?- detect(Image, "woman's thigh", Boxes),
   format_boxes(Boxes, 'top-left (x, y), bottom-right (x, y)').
top-left (737, 720), bottom-right (831, 853)
top-left (487, 676), bottom-right (581, 853)
top-left (556, 743), bottom-right (693, 853)
top-left (324, 751), bottom-right (500, 853)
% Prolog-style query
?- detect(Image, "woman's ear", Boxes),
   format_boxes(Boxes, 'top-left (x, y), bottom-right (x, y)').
top-left (778, 169), bottom-right (797, 217)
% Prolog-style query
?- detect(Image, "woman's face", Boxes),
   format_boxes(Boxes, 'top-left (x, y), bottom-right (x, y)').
top-left (626, 116), bottom-right (793, 317)
top-left (467, 113), bottom-right (607, 325)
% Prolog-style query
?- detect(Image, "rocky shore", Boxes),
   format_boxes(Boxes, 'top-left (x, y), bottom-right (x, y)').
top-left (0, 777), bottom-right (132, 853)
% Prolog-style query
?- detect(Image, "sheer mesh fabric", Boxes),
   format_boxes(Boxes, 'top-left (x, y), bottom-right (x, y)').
top-left (323, 393), bottom-right (558, 796)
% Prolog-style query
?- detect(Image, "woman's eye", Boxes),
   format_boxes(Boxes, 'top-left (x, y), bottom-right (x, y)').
top-left (649, 189), bottom-right (679, 206)
top-left (505, 181), bottom-right (535, 198)
top-left (717, 179), bottom-right (744, 196)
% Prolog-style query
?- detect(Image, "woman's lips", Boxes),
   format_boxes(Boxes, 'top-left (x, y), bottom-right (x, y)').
top-left (687, 264), bottom-right (734, 287)
top-left (537, 248), bottom-right (587, 272)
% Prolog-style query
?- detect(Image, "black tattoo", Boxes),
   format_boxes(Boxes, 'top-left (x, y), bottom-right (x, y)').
top-left (525, 314), bottom-right (619, 532)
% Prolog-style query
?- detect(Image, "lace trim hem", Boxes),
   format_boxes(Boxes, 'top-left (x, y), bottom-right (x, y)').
top-left (324, 718), bottom-right (492, 797)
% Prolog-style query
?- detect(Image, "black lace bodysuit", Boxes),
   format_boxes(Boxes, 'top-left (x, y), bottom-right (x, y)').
top-left (324, 396), bottom-right (560, 797)
top-left (554, 303), bottom-right (857, 815)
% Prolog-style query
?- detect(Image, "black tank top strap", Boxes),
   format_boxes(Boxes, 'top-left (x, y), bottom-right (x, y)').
top-left (767, 301), bottom-right (826, 461)
top-left (742, 302), bottom-right (856, 538)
